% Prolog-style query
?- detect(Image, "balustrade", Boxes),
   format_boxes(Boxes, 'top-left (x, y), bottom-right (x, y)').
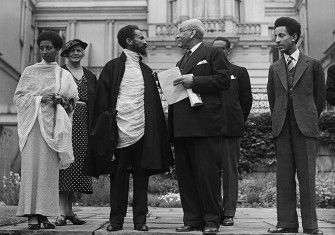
top-left (236, 23), bottom-right (261, 35)
top-left (151, 21), bottom-right (262, 38)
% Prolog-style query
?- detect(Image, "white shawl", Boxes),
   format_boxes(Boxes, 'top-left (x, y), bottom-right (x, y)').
top-left (14, 61), bottom-right (79, 169)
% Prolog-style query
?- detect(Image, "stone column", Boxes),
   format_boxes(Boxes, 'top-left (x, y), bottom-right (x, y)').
top-left (207, 0), bottom-right (219, 19)
top-left (244, 0), bottom-right (264, 22)
top-left (188, 0), bottom-right (193, 19)
top-left (20, 0), bottom-right (34, 72)
top-left (178, 0), bottom-right (189, 22)
top-left (224, 0), bottom-right (234, 34)
top-left (219, 0), bottom-right (225, 18)
top-left (70, 20), bottom-right (76, 39)
top-left (33, 27), bottom-right (39, 63)
top-left (147, 0), bottom-right (167, 37)
top-left (66, 20), bottom-right (76, 40)
top-left (104, 20), bottom-right (114, 63)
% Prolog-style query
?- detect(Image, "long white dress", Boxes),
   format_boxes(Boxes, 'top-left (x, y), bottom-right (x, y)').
top-left (15, 61), bottom-right (78, 216)
top-left (17, 121), bottom-right (60, 216)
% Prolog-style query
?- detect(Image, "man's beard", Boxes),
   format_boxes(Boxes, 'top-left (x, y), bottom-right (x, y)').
top-left (131, 44), bottom-right (147, 56)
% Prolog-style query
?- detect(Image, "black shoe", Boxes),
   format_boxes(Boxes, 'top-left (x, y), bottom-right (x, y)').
top-left (55, 215), bottom-right (67, 226)
top-left (176, 225), bottom-right (204, 232)
top-left (28, 224), bottom-right (41, 230)
top-left (38, 215), bottom-right (55, 229)
top-left (303, 228), bottom-right (323, 235)
top-left (268, 227), bottom-right (298, 233)
top-left (65, 214), bottom-right (86, 225)
top-left (222, 217), bottom-right (234, 226)
top-left (203, 226), bottom-right (219, 235)
top-left (107, 224), bottom-right (123, 231)
top-left (134, 224), bottom-right (149, 231)
top-left (28, 216), bottom-right (40, 230)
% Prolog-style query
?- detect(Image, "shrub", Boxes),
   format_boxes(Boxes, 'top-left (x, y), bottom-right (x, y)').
top-left (148, 175), bottom-right (179, 195)
top-left (0, 171), bottom-right (20, 205)
top-left (79, 176), bottom-right (110, 206)
top-left (318, 110), bottom-right (335, 151)
top-left (240, 113), bottom-right (276, 172)
top-left (147, 194), bottom-right (164, 207)
top-left (238, 173), bottom-right (277, 207)
top-left (315, 173), bottom-right (335, 208)
top-left (318, 110), bottom-right (335, 131)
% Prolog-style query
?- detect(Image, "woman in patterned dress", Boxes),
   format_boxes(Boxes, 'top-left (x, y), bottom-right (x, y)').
top-left (55, 39), bottom-right (97, 226)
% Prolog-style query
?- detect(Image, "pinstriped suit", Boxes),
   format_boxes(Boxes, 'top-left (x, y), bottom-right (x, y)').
top-left (267, 52), bottom-right (325, 230)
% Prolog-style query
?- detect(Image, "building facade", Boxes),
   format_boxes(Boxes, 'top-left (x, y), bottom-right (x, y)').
top-left (1, 0), bottom-right (334, 176)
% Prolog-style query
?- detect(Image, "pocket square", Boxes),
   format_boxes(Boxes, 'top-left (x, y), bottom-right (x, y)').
top-left (197, 60), bottom-right (208, 65)
top-left (231, 75), bottom-right (236, 80)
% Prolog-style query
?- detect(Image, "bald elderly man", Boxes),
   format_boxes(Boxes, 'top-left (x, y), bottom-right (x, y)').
top-left (169, 19), bottom-right (230, 235)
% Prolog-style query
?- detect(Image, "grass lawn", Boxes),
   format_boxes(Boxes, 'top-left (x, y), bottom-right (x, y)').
top-left (0, 205), bottom-right (26, 227)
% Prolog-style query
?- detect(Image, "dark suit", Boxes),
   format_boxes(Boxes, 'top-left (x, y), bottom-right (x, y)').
top-left (221, 62), bottom-right (252, 218)
top-left (267, 52), bottom-right (325, 230)
top-left (326, 64), bottom-right (335, 105)
top-left (169, 43), bottom-right (230, 228)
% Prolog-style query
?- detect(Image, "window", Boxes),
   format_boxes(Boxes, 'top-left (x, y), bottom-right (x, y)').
top-left (193, 0), bottom-right (219, 19)
top-left (168, 0), bottom-right (177, 23)
top-left (235, 0), bottom-right (245, 23)
top-left (235, 0), bottom-right (241, 22)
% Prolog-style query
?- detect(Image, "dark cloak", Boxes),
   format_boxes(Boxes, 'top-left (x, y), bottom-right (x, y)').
top-left (84, 52), bottom-right (173, 177)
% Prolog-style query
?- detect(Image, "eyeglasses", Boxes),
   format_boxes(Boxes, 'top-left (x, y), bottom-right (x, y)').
top-left (178, 28), bottom-right (192, 34)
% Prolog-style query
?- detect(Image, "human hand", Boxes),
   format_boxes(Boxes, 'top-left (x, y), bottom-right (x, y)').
top-left (41, 94), bottom-right (55, 103)
top-left (173, 74), bottom-right (194, 88)
top-left (52, 94), bottom-right (65, 106)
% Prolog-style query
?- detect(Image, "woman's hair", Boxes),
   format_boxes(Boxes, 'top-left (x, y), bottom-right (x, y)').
top-left (37, 30), bottom-right (63, 50)
top-left (274, 17), bottom-right (301, 44)
top-left (117, 25), bottom-right (139, 49)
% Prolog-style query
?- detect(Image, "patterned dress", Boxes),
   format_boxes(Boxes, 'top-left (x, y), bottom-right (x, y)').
top-left (59, 74), bottom-right (93, 193)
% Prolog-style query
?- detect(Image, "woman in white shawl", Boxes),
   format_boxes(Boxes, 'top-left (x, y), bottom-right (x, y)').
top-left (14, 31), bottom-right (78, 230)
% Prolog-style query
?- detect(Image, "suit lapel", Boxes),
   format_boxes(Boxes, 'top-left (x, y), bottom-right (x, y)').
top-left (228, 62), bottom-right (235, 76)
top-left (292, 53), bottom-right (308, 87)
top-left (181, 43), bottom-right (205, 74)
top-left (177, 52), bottom-right (186, 68)
top-left (274, 57), bottom-right (288, 91)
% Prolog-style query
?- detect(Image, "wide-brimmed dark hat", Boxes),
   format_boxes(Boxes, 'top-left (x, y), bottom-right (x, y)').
top-left (61, 39), bottom-right (88, 57)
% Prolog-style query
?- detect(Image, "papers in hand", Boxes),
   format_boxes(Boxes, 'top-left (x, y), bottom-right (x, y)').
top-left (157, 67), bottom-right (188, 105)
top-left (157, 67), bottom-right (203, 107)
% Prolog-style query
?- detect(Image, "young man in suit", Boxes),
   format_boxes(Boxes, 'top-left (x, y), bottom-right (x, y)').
top-left (267, 17), bottom-right (325, 235)
top-left (170, 19), bottom-right (230, 235)
top-left (212, 37), bottom-right (252, 227)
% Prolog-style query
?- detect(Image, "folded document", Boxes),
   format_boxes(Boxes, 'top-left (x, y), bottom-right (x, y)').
top-left (157, 67), bottom-right (203, 107)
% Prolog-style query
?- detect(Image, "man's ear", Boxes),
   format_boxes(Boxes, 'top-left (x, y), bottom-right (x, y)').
top-left (292, 33), bottom-right (298, 42)
top-left (190, 29), bottom-right (196, 39)
top-left (126, 38), bottom-right (133, 47)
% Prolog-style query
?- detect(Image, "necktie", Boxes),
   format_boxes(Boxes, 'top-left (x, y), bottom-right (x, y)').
top-left (180, 50), bottom-right (192, 70)
top-left (287, 55), bottom-right (294, 71)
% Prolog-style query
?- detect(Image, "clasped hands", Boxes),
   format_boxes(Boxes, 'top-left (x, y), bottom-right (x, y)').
top-left (173, 74), bottom-right (193, 89)
top-left (41, 93), bottom-right (63, 106)
top-left (41, 93), bottom-right (73, 113)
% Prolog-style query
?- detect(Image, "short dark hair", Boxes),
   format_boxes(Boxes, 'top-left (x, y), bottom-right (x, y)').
top-left (213, 37), bottom-right (231, 49)
top-left (117, 25), bottom-right (139, 49)
top-left (274, 17), bottom-right (301, 43)
top-left (37, 30), bottom-right (63, 50)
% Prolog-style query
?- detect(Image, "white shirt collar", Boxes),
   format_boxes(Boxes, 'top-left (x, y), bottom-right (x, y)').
top-left (189, 42), bottom-right (202, 54)
top-left (123, 48), bottom-right (140, 63)
top-left (284, 48), bottom-right (299, 64)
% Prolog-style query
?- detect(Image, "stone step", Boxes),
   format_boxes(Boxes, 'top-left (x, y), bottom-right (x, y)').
top-left (0, 207), bottom-right (334, 235)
